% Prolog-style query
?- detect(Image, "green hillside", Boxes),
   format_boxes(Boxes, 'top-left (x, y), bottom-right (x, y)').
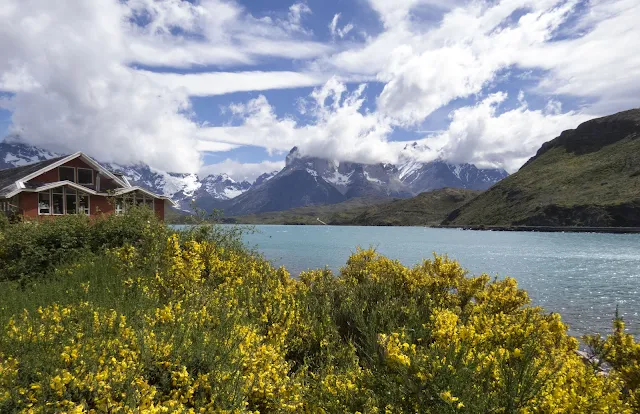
top-left (342, 188), bottom-right (480, 226)
top-left (445, 109), bottom-right (640, 227)
top-left (232, 188), bottom-right (480, 226)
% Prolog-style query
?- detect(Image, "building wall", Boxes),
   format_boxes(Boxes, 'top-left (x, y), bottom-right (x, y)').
top-left (91, 195), bottom-right (115, 216)
top-left (19, 192), bottom-right (38, 218)
top-left (154, 199), bottom-right (165, 221)
top-left (27, 158), bottom-right (97, 185)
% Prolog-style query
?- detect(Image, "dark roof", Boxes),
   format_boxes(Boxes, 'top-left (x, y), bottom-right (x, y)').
top-left (0, 156), bottom-right (67, 197)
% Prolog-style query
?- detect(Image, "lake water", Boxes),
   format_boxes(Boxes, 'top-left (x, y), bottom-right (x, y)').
top-left (238, 225), bottom-right (640, 338)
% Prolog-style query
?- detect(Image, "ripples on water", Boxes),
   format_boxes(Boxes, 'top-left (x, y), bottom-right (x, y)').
top-left (236, 225), bottom-right (640, 338)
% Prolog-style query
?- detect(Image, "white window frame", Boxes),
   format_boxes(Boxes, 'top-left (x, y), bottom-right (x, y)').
top-left (38, 192), bottom-right (51, 215)
top-left (77, 168), bottom-right (94, 185)
top-left (58, 166), bottom-right (76, 183)
top-left (37, 187), bottom-right (91, 216)
top-left (51, 188), bottom-right (65, 216)
top-left (77, 191), bottom-right (90, 215)
top-left (115, 192), bottom-right (155, 215)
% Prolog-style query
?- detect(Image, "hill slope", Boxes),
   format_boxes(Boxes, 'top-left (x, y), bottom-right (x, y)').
top-left (445, 109), bottom-right (640, 227)
top-left (344, 188), bottom-right (481, 226)
top-left (233, 188), bottom-right (480, 226)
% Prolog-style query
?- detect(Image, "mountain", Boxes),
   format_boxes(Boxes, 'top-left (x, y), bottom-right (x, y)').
top-left (0, 139), bottom-right (255, 210)
top-left (0, 140), bottom-right (59, 170)
top-left (444, 109), bottom-right (640, 227)
top-left (222, 147), bottom-right (507, 215)
top-left (222, 167), bottom-right (347, 215)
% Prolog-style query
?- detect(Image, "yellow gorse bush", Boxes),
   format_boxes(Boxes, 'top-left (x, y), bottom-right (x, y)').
top-left (0, 236), bottom-right (638, 413)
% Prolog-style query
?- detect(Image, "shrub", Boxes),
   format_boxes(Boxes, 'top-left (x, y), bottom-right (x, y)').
top-left (1, 239), bottom-right (638, 412)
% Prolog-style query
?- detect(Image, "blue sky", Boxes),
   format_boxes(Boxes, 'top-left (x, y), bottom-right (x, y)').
top-left (1, 0), bottom-right (639, 180)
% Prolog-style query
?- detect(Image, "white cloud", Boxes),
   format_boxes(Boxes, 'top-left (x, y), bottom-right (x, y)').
top-left (428, 92), bottom-right (593, 172)
top-left (199, 159), bottom-right (285, 182)
top-left (125, 0), bottom-right (329, 68)
top-left (142, 70), bottom-right (327, 97)
top-left (200, 79), bottom-right (596, 174)
top-left (329, 13), bottom-right (354, 39)
top-left (196, 141), bottom-right (239, 153)
top-left (0, 0), bottom-right (201, 173)
top-left (519, 0), bottom-right (640, 114)
top-left (199, 78), bottom-right (397, 164)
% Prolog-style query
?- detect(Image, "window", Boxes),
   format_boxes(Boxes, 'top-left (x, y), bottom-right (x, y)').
top-left (52, 188), bottom-right (64, 215)
top-left (78, 193), bottom-right (90, 214)
top-left (115, 199), bottom-right (124, 215)
top-left (77, 168), bottom-right (93, 185)
top-left (38, 192), bottom-right (51, 215)
top-left (145, 198), bottom-right (153, 210)
top-left (59, 166), bottom-right (75, 182)
top-left (66, 189), bottom-right (77, 215)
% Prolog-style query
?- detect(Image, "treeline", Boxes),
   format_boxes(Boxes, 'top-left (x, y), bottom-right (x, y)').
top-left (0, 210), bottom-right (638, 412)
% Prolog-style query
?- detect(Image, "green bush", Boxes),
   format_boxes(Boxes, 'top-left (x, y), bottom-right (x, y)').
top-left (0, 207), bottom-right (169, 282)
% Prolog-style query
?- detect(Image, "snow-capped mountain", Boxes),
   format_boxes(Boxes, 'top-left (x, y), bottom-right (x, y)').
top-left (0, 140), bottom-right (59, 170)
top-left (0, 140), bottom-right (256, 210)
top-left (285, 146), bottom-right (507, 197)
top-left (221, 147), bottom-right (509, 215)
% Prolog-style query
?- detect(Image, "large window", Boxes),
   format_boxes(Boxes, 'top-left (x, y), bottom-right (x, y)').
top-left (115, 192), bottom-right (154, 215)
top-left (66, 190), bottom-right (77, 215)
top-left (38, 187), bottom-right (90, 215)
top-left (59, 166), bottom-right (75, 182)
top-left (52, 188), bottom-right (64, 215)
top-left (78, 192), bottom-right (90, 214)
top-left (77, 168), bottom-right (93, 185)
top-left (38, 192), bottom-right (51, 214)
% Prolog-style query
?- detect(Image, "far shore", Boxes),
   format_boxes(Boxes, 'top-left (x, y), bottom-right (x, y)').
top-left (191, 220), bottom-right (640, 234)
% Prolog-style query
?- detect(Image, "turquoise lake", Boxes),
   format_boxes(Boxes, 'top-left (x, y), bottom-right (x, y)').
top-left (237, 225), bottom-right (640, 338)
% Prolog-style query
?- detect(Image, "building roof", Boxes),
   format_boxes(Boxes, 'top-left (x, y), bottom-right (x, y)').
top-left (0, 156), bottom-right (66, 197)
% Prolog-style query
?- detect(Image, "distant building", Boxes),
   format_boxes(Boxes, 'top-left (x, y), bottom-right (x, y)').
top-left (0, 152), bottom-right (174, 220)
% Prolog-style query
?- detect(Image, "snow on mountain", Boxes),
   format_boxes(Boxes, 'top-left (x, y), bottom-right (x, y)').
top-left (0, 139), bottom-right (60, 170)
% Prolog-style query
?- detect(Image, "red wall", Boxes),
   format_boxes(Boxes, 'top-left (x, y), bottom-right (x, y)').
top-left (27, 158), bottom-right (96, 185)
top-left (19, 193), bottom-right (38, 218)
top-left (154, 199), bottom-right (165, 221)
top-left (91, 195), bottom-right (115, 216)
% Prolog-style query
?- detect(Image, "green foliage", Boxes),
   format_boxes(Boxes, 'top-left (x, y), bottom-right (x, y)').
top-left (0, 207), bottom-right (170, 282)
top-left (0, 213), bottom-right (9, 232)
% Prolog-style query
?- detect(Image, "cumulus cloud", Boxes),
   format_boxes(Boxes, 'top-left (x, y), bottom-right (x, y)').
top-left (199, 159), bottom-right (285, 182)
top-left (199, 78), bottom-right (397, 164)
top-left (0, 0), bottom-right (202, 172)
top-left (433, 92), bottom-right (593, 172)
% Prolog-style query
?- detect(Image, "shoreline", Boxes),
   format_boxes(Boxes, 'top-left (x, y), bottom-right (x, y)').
top-left (434, 225), bottom-right (640, 234)
top-left (198, 221), bottom-right (640, 234)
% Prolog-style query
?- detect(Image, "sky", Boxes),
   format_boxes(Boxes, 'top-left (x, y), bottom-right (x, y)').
top-left (0, 0), bottom-right (639, 181)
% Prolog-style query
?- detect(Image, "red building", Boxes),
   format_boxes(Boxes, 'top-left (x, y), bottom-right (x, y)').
top-left (0, 152), bottom-right (174, 220)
